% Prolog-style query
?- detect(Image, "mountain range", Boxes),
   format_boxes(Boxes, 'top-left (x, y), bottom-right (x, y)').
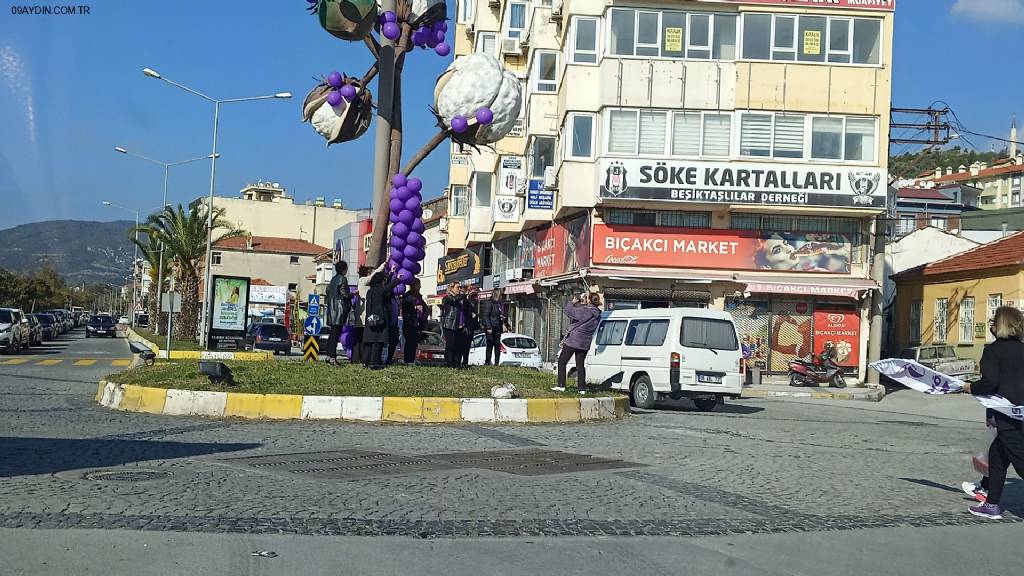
top-left (0, 220), bottom-right (136, 286)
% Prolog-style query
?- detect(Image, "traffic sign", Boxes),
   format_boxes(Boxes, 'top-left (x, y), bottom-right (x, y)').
top-left (304, 315), bottom-right (322, 336)
top-left (307, 294), bottom-right (321, 317)
top-left (303, 335), bottom-right (319, 362)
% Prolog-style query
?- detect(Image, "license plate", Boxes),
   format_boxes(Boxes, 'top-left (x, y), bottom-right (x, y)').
top-left (268, 338), bottom-right (282, 342)
top-left (514, 352), bottom-right (531, 358)
top-left (96, 330), bottom-right (107, 334)
top-left (697, 373), bottom-right (723, 384)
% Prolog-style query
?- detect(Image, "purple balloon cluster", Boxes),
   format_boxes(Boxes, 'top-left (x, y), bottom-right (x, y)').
top-left (325, 71), bottom-right (357, 107)
top-left (411, 19), bottom-right (450, 56)
top-left (387, 174), bottom-right (426, 295)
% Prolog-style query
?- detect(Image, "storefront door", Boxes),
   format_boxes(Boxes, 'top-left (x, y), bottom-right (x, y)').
top-left (769, 301), bottom-right (814, 373)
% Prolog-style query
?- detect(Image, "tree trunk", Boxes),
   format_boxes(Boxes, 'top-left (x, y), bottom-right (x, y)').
top-left (175, 272), bottom-right (201, 342)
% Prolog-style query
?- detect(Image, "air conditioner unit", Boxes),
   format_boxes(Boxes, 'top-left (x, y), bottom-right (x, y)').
top-left (543, 166), bottom-right (558, 190)
top-left (439, 217), bottom-right (449, 233)
top-left (500, 37), bottom-right (522, 55)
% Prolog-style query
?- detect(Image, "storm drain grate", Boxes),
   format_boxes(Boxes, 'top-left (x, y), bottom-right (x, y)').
top-left (84, 470), bottom-right (171, 482)
top-left (221, 448), bottom-right (642, 481)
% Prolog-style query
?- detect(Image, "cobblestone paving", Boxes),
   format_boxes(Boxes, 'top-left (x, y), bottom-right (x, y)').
top-left (2, 335), bottom-right (1021, 538)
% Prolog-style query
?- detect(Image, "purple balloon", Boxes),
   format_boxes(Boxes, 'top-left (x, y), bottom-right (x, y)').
top-left (413, 205), bottom-right (423, 218)
top-left (450, 115), bottom-right (468, 133)
top-left (389, 251), bottom-right (404, 267)
top-left (389, 211), bottom-right (399, 224)
top-left (392, 222), bottom-right (409, 238)
top-left (476, 107), bottom-right (494, 125)
top-left (397, 209), bottom-right (416, 226)
top-left (411, 235), bottom-right (426, 250)
top-left (435, 42), bottom-right (451, 57)
top-left (402, 244), bottom-right (419, 259)
top-left (406, 178), bottom-right (423, 193)
top-left (340, 84), bottom-right (356, 102)
top-left (382, 22), bottom-right (401, 40)
top-left (393, 284), bottom-right (407, 296)
top-left (389, 197), bottom-right (404, 214)
top-left (407, 261), bottom-right (422, 275)
top-left (404, 196), bottom-right (421, 212)
top-left (406, 231), bottom-right (423, 247)
top-left (441, 21), bottom-right (448, 32)
top-left (401, 257), bottom-right (416, 270)
top-left (391, 173), bottom-right (407, 188)
top-left (426, 36), bottom-right (438, 49)
top-left (433, 29), bottom-right (445, 43)
top-left (396, 185), bottom-right (412, 202)
top-left (326, 90), bottom-right (343, 107)
top-left (383, 10), bottom-right (397, 23)
top-left (411, 219), bottom-right (425, 233)
top-left (327, 71), bottom-right (343, 88)
top-left (389, 187), bottom-right (400, 201)
top-left (412, 247), bottom-right (426, 261)
top-left (396, 269), bottom-right (414, 283)
top-left (390, 234), bottom-right (407, 250)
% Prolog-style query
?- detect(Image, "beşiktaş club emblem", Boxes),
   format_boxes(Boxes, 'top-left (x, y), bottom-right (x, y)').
top-left (497, 196), bottom-right (518, 219)
top-left (604, 161), bottom-right (628, 196)
top-left (848, 171), bottom-right (881, 206)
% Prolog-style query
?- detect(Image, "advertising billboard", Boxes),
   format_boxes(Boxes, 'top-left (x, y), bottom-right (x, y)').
top-left (813, 307), bottom-right (861, 367)
top-left (531, 213), bottom-right (592, 278)
top-left (208, 275), bottom-right (250, 349)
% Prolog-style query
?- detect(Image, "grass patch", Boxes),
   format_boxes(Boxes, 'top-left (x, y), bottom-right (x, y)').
top-left (106, 361), bottom-right (622, 399)
top-left (130, 327), bottom-right (203, 351)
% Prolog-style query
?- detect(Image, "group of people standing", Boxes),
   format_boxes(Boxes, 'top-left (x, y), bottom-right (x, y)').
top-left (323, 260), bottom-right (429, 370)
top-left (440, 284), bottom-right (509, 368)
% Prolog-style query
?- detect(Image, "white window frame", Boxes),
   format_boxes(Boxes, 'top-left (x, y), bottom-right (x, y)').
top-left (569, 16), bottom-right (599, 65)
top-left (686, 13), bottom-right (712, 58)
top-left (505, 1), bottom-right (529, 38)
top-left (457, 0), bottom-right (475, 24)
top-left (529, 135), bottom-right (557, 178)
top-left (472, 172), bottom-right (493, 208)
top-left (772, 15), bottom-right (797, 60)
top-left (531, 50), bottom-right (559, 93)
top-left (450, 185), bottom-right (468, 217)
top-left (606, 109), bottom-right (639, 155)
top-left (934, 298), bottom-right (948, 344)
top-left (959, 296), bottom-right (975, 344)
top-left (605, 8), bottom-right (738, 62)
top-left (565, 112), bottom-right (596, 160)
top-left (211, 251), bottom-right (222, 266)
top-left (828, 17), bottom-right (853, 64)
top-left (634, 10), bottom-right (661, 56)
top-left (476, 32), bottom-right (497, 56)
top-left (740, 13), bottom-right (884, 68)
top-left (988, 294), bottom-right (1003, 342)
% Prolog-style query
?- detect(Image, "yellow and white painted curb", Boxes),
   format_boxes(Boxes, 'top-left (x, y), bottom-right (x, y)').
top-left (126, 329), bottom-right (273, 362)
top-left (96, 380), bottom-right (629, 423)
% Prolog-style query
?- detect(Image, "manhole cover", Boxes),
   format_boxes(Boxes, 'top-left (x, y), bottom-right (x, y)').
top-left (84, 469), bottom-right (171, 482)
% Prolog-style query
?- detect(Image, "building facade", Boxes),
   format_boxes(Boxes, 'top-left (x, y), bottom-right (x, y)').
top-left (910, 156), bottom-right (1024, 211)
top-left (210, 235), bottom-right (329, 303)
top-left (435, 0), bottom-right (895, 379)
top-left (891, 183), bottom-right (979, 237)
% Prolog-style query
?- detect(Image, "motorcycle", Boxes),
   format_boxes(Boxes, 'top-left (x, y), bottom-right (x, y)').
top-left (788, 342), bottom-right (846, 388)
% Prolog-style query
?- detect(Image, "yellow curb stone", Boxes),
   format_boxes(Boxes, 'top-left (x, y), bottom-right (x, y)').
top-left (137, 387), bottom-right (168, 415)
top-left (224, 393), bottom-right (265, 419)
top-left (262, 394), bottom-right (303, 419)
top-left (95, 381), bottom-right (106, 403)
top-left (422, 397), bottom-right (461, 422)
top-left (526, 399), bottom-right (558, 422)
top-left (554, 398), bottom-right (582, 422)
top-left (382, 397), bottom-right (425, 422)
top-left (120, 385), bottom-right (145, 412)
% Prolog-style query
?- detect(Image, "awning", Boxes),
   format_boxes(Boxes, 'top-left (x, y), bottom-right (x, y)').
top-left (503, 280), bottom-right (537, 295)
top-left (737, 275), bottom-right (878, 300)
top-left (587, 267), bottom-right (738, 283)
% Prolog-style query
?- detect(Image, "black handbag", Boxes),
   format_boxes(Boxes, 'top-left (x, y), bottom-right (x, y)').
top-left (365, 313), bottom-right (384, 328)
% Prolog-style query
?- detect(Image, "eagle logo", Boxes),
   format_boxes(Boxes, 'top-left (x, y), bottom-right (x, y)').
top-left (497, 196), bottom-right (518, 219)
top-left (848, 171), bottom-right (880, 206)
top-left (604, 161), bottom-right (628, 197)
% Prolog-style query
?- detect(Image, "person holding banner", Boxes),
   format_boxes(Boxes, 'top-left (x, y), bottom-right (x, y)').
top-left (961, 306), bottom-right (1024, 520)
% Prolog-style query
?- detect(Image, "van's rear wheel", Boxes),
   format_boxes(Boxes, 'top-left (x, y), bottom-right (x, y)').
top-left (631, 375), bottom-right (656, 409)
top-left (693, 397), bottom-right (719, 412)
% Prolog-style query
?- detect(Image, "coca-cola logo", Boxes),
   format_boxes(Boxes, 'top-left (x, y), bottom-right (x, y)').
top-left (604, 255), bottom-right (639, 264)
top-left (828, 313), bottom-right (845, 324)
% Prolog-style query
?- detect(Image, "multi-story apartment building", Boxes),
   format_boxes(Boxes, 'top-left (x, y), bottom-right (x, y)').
top-left (436, 0), bottom-right (894, 379)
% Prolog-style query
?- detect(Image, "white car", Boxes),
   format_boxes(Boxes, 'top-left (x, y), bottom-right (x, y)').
top-left (118, 316), bottom-right (130, 325)
top-left (468, 332), bottom-right (542, 368)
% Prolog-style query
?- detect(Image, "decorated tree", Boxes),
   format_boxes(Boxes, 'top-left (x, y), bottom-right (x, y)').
top-left (301, 0), bottom-right (522, 295)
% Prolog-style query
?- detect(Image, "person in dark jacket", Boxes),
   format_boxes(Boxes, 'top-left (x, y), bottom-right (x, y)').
top-left (362, 270), bottom-right (402, 369)
top-left (479, 288), bottom-right (508, 366)
top-left (323, 260), bottom-right (351, 365)
top-left (555, 292), bottom-right (603, 393)
top-left (962, 306), bottom-right (1024, 520)
top-left (401, 279), bottom-right (428, 364)
top-left (460, 287), bottom-right (480, 367)
top-left (441, 283), bottom-right (465, 368)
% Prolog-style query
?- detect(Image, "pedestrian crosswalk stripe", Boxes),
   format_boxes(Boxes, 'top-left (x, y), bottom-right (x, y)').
top-left (111, 359), bottom-right (131, 367)
top-left (35, 359), bottom-right (62, 366)
top-left (1, 358), bottom-right (29, 365)
top-left (74, 359), bottom-right (97, 366)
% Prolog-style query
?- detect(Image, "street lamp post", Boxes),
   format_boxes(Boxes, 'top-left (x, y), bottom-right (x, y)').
top-left (103, 201), bottom-right (164, 329)
top-left (113, 147), bottom-right (214, 337)
top-left (142, 67), bottom-right (290, 348)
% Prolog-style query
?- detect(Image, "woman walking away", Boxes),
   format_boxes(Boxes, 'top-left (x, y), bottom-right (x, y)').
top-left (441, 283), bottom-right (465, 368)
top-left (401, 279), bottom-right (427, 364)
top-left (962, 306), bottom-right (1024, 520)
top-left (554, 292), bottom-right (603, 394)
top-left (356, 262), bottom-right (385, 365)
top-left (362, 270), bottom-right (402, 369)
top-left (323, 260), bottom-right (351, 365)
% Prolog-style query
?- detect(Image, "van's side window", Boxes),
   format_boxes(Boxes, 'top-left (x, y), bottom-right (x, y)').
top-left (595, 320), bottom-right (628, 345)
top-left (680, 318), bottom-right (739, 350)
top-left (625, 319), bottom-right (670, 346)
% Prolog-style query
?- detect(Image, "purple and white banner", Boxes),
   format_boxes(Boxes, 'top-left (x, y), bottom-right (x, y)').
top-left (870, 359), bottom-right (1023, 422)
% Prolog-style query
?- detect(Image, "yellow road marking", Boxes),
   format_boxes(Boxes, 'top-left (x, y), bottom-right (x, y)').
top-left (35, 359), bottom-right (62, 366)
top-left (111, 359), bottom-right (131, 367)
top-left (74, 359), bottom-right (97, 366)
top-left (0, 358), bottom-right (29, 365)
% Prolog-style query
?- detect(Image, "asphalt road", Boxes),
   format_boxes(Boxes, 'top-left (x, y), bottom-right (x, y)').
top-left (1, 330), bottom-right (1021, 575)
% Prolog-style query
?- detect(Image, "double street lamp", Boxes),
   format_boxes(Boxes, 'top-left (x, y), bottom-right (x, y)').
top-left (102, 201), bottom-right (165, 328)
top-left (141, 67), bottom-right (291, 348)
top-left (113, 146), bottom-right (215, 338)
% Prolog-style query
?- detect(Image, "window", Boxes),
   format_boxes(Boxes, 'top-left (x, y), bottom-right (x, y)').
top-left (934, 298), bottom-right (948, 344)
top-left (450, 185), bottom-right (468, 217)
top-left (703, 114), bottom-right (732, 156)
top-left (606, 210), bottom-right (709, 228)
top-left (772, 15), bottom-right (796, 60)
top-left (211, 251), bottom-right (222, 266)
top-left (681, 317), bottom-right (739, 350)
top-left (811, 117), bottom-right (844, 160)
top-left (458, 0), bottom-right (474, 24)
top-left (742, 13), bottom-right (771, 60)
top-left (687, 13), bottom-right (711, 59)
top-left (988, 294), bottom-right (1002, 342)
top-left (287, 283), bottom-right (298, 292)
top-left (608, 109), bottom-right (638, 154)
top-left (596, 320), bottom-right (627, 346)
top-left (959, 297), bottom-right (975, 344)
top-left (567, 113), bottom-right (594, 159)
top-left (639, 111), bottom-right (667, 155)
top-left (506, 2), bottom-right (528, 37)
top-left (536, 0), bottom-right (552, 6)
top-left (845, 118), bottom-right (876, 162)
top-left (852, 19), bottom-right (881, 65)
top-left (610, 8), bottom-right (736, 60)
top-left (635, 11), bottom-right (660, 57)
top-left (742, 13), bottom-right (882, 65)
top-left (713, 14), bottom-right (737, 60)
top-left (740, 113), bottom-right (772, 157)
top-left (476, 32), bottom-right (497, 56)
top-left (797, 16), bottom-right (827, 62)
top-left (625, 319), bottom-right (670, 346)
top-left (672, 112), bottom-right (701, 156)
top-left (530, 136), bottom-right (556, 178)
top-left (669, 111), bottom-right (732, 157)
top-left (773, 114), bottom-right (806, 159)
top-left (571, 17), bottom-right (598, 63)
top-left (472, 172), bottom-right (492, 207)
top-left (532, 51), bottom-right (558, 92)
top-left (896, 216), bottom-right (916, 236)
top-left (930, 216), bottom-right (947, 230)
top-left (606, 110), bottom-right (666, 155)
top-left (609, 8), bottom-right (635, 56)
top-left (290, 256), bottom-right (300, 265)
top-left (828, 18), bottom-right (852, 63)
top-left (910, 300), bottom-right (922, 343)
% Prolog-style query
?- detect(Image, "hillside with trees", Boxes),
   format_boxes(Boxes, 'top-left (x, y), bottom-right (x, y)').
top-left (889, 147), bottom-right (1006, 179)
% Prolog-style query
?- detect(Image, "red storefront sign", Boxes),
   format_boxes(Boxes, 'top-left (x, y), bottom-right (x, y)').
top-left (707, 0), bottom-right (894, 11)
top-left (813, 308), bottom-right (860, 367)
top-left (592, 224), bottom-right (851, 273)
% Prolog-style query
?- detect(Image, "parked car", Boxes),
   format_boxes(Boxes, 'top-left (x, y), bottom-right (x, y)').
top-left (244, 322), bottom-right (292, 355)
top-left (43, 309), bottom-right (70, 334)
top-left (896, 345), bottom-right (978, 379)
top-left (584, 307), bottom-right (744, 411)
top-left (31, 313), bottom-right (57, 341)
top-left (0, 308), bottom-right (29, 352)
top-left (86, 314), bottom-right (117, 338)
top-left (117, 315), bottom-right (130, 325)
top-left (135, 313), bottom-right (150, 328)
top-left (400, 330), bottom-right (447, 365)
top-left (25, 314), bottom-right (42, 346)
top-left (467, 332), bottom-right (542, 368)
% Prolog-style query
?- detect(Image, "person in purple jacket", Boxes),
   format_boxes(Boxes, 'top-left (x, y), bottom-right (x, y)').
top-left (554, 292), bottom-right (603, 393)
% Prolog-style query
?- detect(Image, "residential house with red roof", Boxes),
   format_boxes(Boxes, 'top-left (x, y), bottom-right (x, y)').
top-left (210, 235), bottom-right (329, 304)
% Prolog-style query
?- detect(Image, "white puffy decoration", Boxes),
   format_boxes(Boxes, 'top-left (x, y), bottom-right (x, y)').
top-left (377, 0), bottom-right (445, 23)
top-left (434, 53), bottom-right (522, 144)
top-left (310, 101), bottom-right (343, 140)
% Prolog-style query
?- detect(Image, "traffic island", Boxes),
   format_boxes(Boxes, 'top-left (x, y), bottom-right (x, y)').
top-left (97, 362), bottom-right (629, 423)
top-left (126, 328), bottom-right (273, 361)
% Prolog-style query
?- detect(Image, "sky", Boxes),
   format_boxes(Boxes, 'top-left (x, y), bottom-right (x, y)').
top-left (0, 0), bottom-right (1022, 230)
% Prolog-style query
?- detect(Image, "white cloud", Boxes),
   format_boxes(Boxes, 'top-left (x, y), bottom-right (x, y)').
top-left (952, 0), bottom-right (1024, 22)
top-left (0, 45), bottom-right (36, 144)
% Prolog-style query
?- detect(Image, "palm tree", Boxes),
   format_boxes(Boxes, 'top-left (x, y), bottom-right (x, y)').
top-left (134, 203), bottom-right (245, 342)
top-left (128, 231), bottom-right (173, 334)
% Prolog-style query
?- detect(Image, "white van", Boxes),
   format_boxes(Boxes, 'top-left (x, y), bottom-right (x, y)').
top-left (584, 308), bottom-right (744, 411)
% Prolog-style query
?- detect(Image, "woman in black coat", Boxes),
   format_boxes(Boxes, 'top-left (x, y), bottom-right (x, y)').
top-left (962, 306), bottom-right (1024, 520)
top-left (362, 271), bottom-right (402, 369)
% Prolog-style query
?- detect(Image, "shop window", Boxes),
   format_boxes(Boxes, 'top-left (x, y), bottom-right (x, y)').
top-left (681, 317), bottom-right (739, 351)
top-left (570, 17), bottom-right (599, 64)
top-left (934, 298), bottom-right (948, 344)
top-left (606, 209), bottom-right (709, 228)
top-left (959, 296), bottom-right (975, 344)
top-left (450, 185), bottom-right (468, 217)
top-left (625, 319), bottom-right (670, 346)
top-left (910, 300), bottom-right (922, 344)
top-left (596, 320), bottom-right (628, 345)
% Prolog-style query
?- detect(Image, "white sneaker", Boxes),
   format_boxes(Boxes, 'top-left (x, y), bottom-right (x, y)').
top-left (550, 386), bottom-right (566, 392)
top-left (961, 481), bottom-right (982, 497)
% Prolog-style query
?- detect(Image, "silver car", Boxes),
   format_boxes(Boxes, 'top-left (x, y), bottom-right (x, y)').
top-left (0, 308), bottom-right (29, 353)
